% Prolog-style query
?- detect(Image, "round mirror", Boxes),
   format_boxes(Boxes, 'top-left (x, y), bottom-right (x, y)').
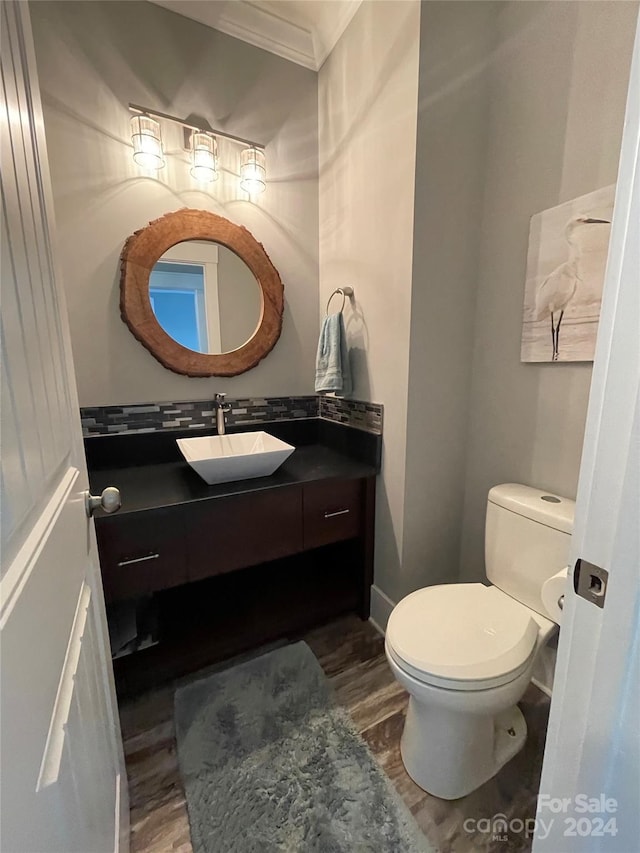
top-left (119, 209), bottom-right (284, 377)
top-left (149, 241), bottom-right (262, 354)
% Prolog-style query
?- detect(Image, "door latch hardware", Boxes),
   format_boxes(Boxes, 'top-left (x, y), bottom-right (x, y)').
top-left (84, 487), bottom-right (121, 518)
top-left (573, 559), bottom-right (608, 609)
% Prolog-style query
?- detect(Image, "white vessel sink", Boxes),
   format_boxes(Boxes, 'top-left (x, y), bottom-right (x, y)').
top-left (177, 431), bottom-right (295, 485)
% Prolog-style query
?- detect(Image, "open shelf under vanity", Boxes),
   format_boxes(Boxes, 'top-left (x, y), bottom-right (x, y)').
top-left (111, 539), bottom-right (363, 697)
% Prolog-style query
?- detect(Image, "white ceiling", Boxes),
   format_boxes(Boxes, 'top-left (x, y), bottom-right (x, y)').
top-left (149, 0), bottom-right (362, 71)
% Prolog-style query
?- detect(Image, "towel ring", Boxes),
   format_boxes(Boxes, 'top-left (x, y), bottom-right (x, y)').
top-left (326, 286), bottom-right (354, 316)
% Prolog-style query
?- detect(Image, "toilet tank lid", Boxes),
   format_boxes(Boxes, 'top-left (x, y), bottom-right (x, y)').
top-left (488, 484), bottom-right (575, 534)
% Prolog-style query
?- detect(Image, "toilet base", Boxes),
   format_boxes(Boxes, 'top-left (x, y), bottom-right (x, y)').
top-left (400, 698), bottom-right (527, 800)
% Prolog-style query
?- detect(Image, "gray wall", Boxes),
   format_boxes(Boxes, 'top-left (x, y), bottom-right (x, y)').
top-left (365, 0), bottom-right (636, 616)
top-left (459, 0), bottom-right (638, 583)
top-left (402, 1), bottom-right (498, 596)
top-left (30, 0), bottom-right (318, 407)
top-left (319, 1), bottom-right (420, 607)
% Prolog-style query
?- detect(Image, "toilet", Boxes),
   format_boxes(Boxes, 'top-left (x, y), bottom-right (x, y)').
top-left (385, 483), bottom-right (574, 800)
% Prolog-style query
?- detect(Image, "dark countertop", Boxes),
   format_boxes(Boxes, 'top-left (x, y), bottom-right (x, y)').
top-left (90, 443), bottom-right (378, 518)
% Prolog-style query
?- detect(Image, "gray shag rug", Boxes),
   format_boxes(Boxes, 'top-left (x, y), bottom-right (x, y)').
top-left (174, 641), bottom-right (433, 853)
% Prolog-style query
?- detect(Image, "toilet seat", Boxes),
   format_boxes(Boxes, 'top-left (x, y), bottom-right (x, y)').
top-left (386, 583), bottom-right (539, 691)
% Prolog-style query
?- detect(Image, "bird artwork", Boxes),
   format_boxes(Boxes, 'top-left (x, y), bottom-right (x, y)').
top-left (521, 186), bottom-right (615, 363)
top-left (534, 215), bottom-right (611, 360)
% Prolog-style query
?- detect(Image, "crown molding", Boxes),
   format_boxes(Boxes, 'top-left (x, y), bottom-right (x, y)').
top-left (149, 1), bottom-right (362, 72)
top-left (150, 0), bottom-right (316, 70)
top-left (216, 2), bottom-right (318, 70)
top-left (313, 1), bottom-right (362, 68)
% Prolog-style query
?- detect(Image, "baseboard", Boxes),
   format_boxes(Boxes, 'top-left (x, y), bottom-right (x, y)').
top-left (115, 771), bottom-right (129, 853)
top-left (531, 640), bottom-right (557, 698)
top-left (369, 584), bottom-right (396, 635)
top-left (369, 615), bottom-right (385, 636)
top-left (531, 677), bottom-right (553, 699)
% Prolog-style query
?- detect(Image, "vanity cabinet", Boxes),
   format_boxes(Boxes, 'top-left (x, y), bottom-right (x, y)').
top-left (186, 485), bottom-right (304, 583)
top-left (95, 477), bottom-right (372, 603)
top-left (96, 508), bottom-right (188, 602)
top-left (303, 479), bottom-right (362, 549)
top-left (94, 461), bottom-right (376, 695)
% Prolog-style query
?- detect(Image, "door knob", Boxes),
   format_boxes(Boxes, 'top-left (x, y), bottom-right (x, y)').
top-left (84, 486), bottom-right (121, 518)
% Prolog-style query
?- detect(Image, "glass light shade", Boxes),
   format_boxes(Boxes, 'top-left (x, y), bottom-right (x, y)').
top-left (239, 147), bottom-right (266, 195)
top-left (130, 115), bottom-right (164, 170)
top-left (190, 132), bottom-right (218, 182)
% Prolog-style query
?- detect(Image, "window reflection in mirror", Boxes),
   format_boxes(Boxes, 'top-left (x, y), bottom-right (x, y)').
top-left (150, 262), bottom-right (207, 351)
top-left (149, 241), bottom-right (262, 355)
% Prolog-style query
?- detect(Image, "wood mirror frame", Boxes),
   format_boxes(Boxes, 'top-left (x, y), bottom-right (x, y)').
top-left (120, 209), bottom-right (284, 377)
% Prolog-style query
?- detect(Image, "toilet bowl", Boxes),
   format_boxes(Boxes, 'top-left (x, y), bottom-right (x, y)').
top-left (385, 484), bottom-right (574, 800)
top-left (385, 583), bottom-right (556, 799)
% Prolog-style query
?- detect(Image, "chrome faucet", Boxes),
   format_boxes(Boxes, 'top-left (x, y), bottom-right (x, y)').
top-left (214, 393), bottom-right (231, 435)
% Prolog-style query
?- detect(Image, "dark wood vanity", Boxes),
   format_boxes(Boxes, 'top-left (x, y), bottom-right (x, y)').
top-left (97, 477), bottom-right (372, 603)
top-left (88, 419), bottom-right (379, 695)
top-left (82, 209), bottom-right (381, 696)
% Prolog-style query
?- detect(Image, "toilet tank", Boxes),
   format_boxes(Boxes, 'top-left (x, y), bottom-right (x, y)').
top-left (485, 484), bottom-right (575, 617)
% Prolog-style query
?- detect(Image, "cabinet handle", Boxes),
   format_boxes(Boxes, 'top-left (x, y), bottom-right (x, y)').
top-left (117, 553), bottom-right (159, 567)
top-left (324, 509), bottom-right (350, 519)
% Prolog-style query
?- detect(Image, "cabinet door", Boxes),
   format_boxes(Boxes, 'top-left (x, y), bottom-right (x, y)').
top-left (303, 479), bottom-right (363, 550)
top-left (95, 509), bottom-right (188, 602)
top-left (187, 486), bottom-right (303, 582)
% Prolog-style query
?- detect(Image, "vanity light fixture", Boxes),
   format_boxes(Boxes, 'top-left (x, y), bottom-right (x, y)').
top-left (128, 104), bottom-right (266, 194)
top-left (239, 147), bottom-right (267, 195)
top-left (190, 131), bottom-right (218, 183)
top-left (130, 114), bottom-right (165, 171)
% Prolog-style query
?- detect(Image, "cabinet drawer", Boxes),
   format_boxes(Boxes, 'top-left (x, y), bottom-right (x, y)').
top-left (303, 479), bottom-right (362, 550)
top-left (187, 485), bottom-right (303, 583)
top-left (96, 509), bottom-right (187, 602)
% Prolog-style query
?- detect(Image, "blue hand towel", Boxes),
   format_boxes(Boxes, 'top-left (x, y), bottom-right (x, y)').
top-left (315, 312), bottom-right (352, 396)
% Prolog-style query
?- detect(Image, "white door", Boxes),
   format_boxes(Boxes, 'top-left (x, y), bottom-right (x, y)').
top-left (533, 14), bottom-right (639, 853)
top-left (0, 3), bottom-right (128, 851)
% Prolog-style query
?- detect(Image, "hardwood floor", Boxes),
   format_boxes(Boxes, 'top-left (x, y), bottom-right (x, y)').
top-left (120, 615), bottom-right (551, 853)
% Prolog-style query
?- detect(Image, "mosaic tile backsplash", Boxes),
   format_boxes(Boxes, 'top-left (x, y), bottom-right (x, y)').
top-left (81, 395), bottom-right (383, 437)
top-left (319, 397), bottom-right (383, 434)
